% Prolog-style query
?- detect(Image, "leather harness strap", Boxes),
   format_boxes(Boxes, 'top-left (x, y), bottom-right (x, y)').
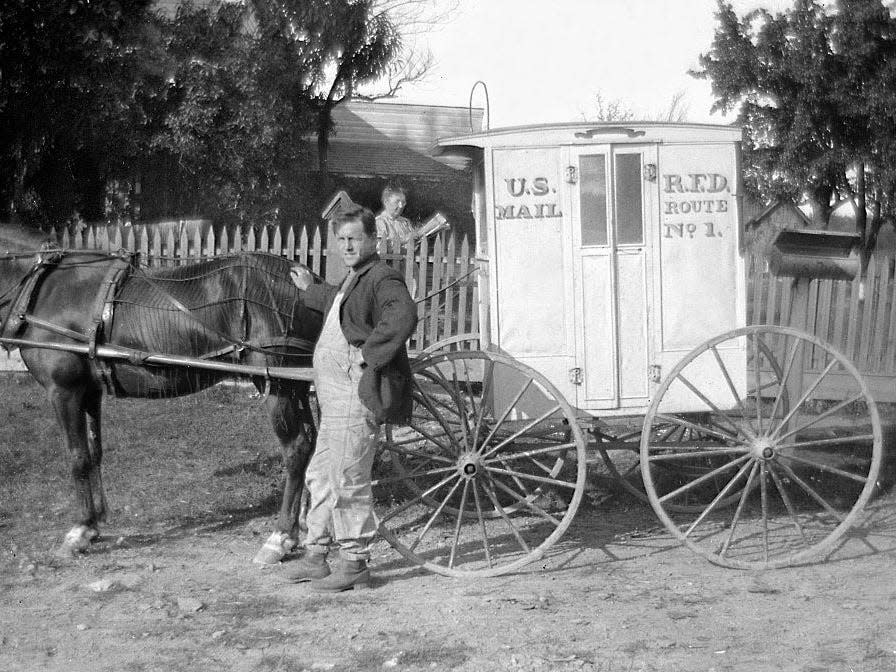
top-left (0, 248), bottom-right (64, 346)
top-left (88, 251), bottom-right (137, 394)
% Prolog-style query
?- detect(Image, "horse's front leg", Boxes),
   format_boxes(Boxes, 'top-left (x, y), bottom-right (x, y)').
top-left (252, 384), bottom-right (316, 565)
top-left (48, 385), bottom-right (101, 556)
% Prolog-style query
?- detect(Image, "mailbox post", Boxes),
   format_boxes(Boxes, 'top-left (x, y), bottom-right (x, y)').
top-left (767, 229), bottom-right (862, 401)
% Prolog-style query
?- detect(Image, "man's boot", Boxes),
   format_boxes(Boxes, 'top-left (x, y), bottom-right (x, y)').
top-left (310, 557), bottom-right (371, 592)
top-left (283, 549), bottom-right (330, 583)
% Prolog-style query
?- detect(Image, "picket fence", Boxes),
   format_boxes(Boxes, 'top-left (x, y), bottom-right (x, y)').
top-left (52, 222), bottom-right (480, 355)
top-left (39, 223), bottom-right (896, 398)
top-left (747, 253), bottom-right (896, 401)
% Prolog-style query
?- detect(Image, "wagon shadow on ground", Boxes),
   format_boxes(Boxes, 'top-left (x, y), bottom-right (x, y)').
top-left (5, 373), bottom-right (896, 580)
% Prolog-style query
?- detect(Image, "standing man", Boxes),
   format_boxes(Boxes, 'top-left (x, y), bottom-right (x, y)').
top-left (287, 206), bottom-right (417, 592)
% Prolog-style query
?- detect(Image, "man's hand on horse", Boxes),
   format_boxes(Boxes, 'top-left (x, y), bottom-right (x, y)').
top-left (289, 265), bottom-right (313, 291)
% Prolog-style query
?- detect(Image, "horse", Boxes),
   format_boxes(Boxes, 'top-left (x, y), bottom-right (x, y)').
top-left (0, 223), bottom-right (322, 562)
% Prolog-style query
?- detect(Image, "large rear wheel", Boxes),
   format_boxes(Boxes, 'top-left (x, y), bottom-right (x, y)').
top-left (640, 325), bottom-right (882, 569)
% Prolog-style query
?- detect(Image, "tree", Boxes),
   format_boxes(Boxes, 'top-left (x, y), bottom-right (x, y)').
top-left (693, 0), bottom-right (896, 254)
top-left (0, 0), bottom-right (443, 228)
top-left (0, 0), bottom-right (158, 226)
top-left (583, 90), bottom-right (691, 123)
top-left (247, 0), bottom-right (450, 179)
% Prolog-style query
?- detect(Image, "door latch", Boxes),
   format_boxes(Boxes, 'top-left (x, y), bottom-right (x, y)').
top-left (569, 367), bottom-right (583, 385)
top-left (648, 364), bottom-right (662, 383)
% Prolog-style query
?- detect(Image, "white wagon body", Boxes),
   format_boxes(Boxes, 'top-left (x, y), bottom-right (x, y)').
top-left (436, 122), bottom-right (746, 416)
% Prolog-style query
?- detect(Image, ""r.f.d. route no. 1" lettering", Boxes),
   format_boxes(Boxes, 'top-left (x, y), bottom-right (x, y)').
top-left (663, 222), bottom-right (723, 239)
top-left (663, 172), bottom-right (729, 240)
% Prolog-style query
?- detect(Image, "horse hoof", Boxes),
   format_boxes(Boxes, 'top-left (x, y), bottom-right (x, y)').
top-left (59, 525), bottom-right (98, 555)
top-left (253, 531), bottom-right (296, 565)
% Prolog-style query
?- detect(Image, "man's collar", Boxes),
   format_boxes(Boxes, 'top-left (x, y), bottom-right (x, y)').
top-left (349, 252), bottom-right (379, 276)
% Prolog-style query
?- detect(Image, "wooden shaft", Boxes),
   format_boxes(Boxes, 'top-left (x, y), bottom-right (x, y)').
top-left (0, 337), bottom-right (315, 382)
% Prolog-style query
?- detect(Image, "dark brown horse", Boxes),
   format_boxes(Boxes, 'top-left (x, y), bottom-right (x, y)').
top-left (0, 224), bottom-right (322, 562)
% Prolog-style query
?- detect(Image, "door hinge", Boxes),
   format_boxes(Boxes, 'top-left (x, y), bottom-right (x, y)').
top-left (569, 367), bottom-right (583, 385)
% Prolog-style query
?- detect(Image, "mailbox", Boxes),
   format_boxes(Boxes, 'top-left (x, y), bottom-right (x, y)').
top-left (767, 229), bottom-right (861, 281)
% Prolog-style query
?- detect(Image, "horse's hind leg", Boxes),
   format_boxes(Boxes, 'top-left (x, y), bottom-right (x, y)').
top-left (49, 385), bottom-right (102, 555)
top-left (253, 384), bottom-right (315, 565)
top-left (84, 388), bottom-right (108, 523)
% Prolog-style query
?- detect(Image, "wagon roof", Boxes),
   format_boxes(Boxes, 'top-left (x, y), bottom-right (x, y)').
top-left (432, 121), bottom-right (743, 156)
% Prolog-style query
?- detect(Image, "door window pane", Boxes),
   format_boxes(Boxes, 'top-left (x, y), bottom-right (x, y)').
top-left (580, 155), bottom-right (607, 246)
top-left (615, 154), bottom-right (643, 244)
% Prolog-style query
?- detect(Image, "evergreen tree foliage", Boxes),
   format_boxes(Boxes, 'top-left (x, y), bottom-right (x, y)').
top-left (694, 0), bottom-right (896, 252)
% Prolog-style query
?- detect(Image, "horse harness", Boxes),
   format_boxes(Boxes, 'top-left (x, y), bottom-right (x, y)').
top-left (0, 248), bottom-right (314, 396)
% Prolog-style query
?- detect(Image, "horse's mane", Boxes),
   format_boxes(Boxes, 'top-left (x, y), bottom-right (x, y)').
top-left (0, 224), bottom-right (53, 253)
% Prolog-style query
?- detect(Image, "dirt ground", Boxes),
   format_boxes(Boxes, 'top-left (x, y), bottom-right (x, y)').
top-left (2, 373), bottom-right (896, 672)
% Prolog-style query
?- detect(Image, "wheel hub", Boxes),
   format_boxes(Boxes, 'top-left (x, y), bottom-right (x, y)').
top-left (751, 437), bottom-right (777, 460)
top-left (457, 452), bottom-right (481, 480)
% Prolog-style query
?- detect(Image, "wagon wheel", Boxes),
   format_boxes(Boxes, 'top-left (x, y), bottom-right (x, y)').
top-left (376, 350), bottom-right (588, 577)
top-left (599, 338), bottom-right (790, 513)
top-left (640, 325), bottom-right (882, 569)
top-left (418, 332), bottom-right (480, 357)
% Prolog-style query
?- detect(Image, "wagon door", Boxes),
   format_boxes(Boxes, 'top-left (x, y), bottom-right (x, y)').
top-left (568, 145), bottom-right (658, 411)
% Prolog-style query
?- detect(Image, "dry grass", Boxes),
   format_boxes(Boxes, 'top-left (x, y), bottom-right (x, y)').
top-left (0, 374), bottom-right (288, 558)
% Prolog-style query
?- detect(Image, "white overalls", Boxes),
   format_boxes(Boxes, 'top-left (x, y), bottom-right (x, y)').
top-left (303, 273), bottom-right (379, 560)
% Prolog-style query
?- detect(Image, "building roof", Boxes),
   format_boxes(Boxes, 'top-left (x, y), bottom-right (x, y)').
top-left (321, 101), bottom-right (485, 178)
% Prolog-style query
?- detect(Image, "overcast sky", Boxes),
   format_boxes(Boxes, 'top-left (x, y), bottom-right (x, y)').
top-left (389, 0), bottom-right (795, 128)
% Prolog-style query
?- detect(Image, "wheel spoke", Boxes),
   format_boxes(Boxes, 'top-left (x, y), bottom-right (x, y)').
top-left (480, 405), bottom-right (563, 460)
top-left (657, 454), bottom-right (751, 504)
top-left (772, 393), bottom-right (866, 443)
top-left (760, 461), bottom-right (770, 563)
top-left (683, 458), bottom-right (755, 538)
top-left (719, 461), bottom-right (760, 557)
top-left (766, 462), bottom-right (809, 545)
top-left (711, 344), bottom-right (744, 412)
top-left (381, 442), bottom-right (456, 464)
top-left (476, 377), bottom-right (535, 453)
top-left (485, 465), bottom-right (579, 490)
top-left (774, 459), bottom-right (846, 523)
top-left (768, 338), bottom-right (801, 422)
top-left (776, 433), bottom-right (875, 451)
top-left (646, 446), bottom-right (747, 461)
top-left (488, 476), bottom-right (563, 526)
top-left (481, 441), bottom-right (577, 465)
top-left (480, 478), bottom-right (531, 554)
top-left (471, 481), bottom-right (493, 567)
top-left (496, 458), bottom-right (537, 502)
top-left (777, 452), bottom-right (869, 485)
top-left (377, 472), bottom-right (459, 523)
top-left (446, 359), bottom-right (474, 451)
top-left (655, 413), bottom-right (737, 442)
top-left (471, 359), bottom-right (496, 453)
top-left (675, 373), bottom-right (755, 441)
top-left (413, 387), bottom-right (465, 454)
top-left (408, 477), bottom-right (465, 553)
top-left (373, 464), bottom-right (458, 487)
top-left (404, 420), bottom-right (456, 457)
top-left (767, 359), bottom-right (839, 441)
top-left (447, 479), bottom-right (472, 568)
top-left (751, 335), bottom-right (763, 434)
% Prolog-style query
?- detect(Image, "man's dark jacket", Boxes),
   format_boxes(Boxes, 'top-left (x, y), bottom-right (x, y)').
top-left (303, 254), bottom-right (418, 424)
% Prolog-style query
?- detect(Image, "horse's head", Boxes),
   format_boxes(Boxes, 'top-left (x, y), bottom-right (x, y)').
top-left (0, 224), bottom-right (54, 320)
